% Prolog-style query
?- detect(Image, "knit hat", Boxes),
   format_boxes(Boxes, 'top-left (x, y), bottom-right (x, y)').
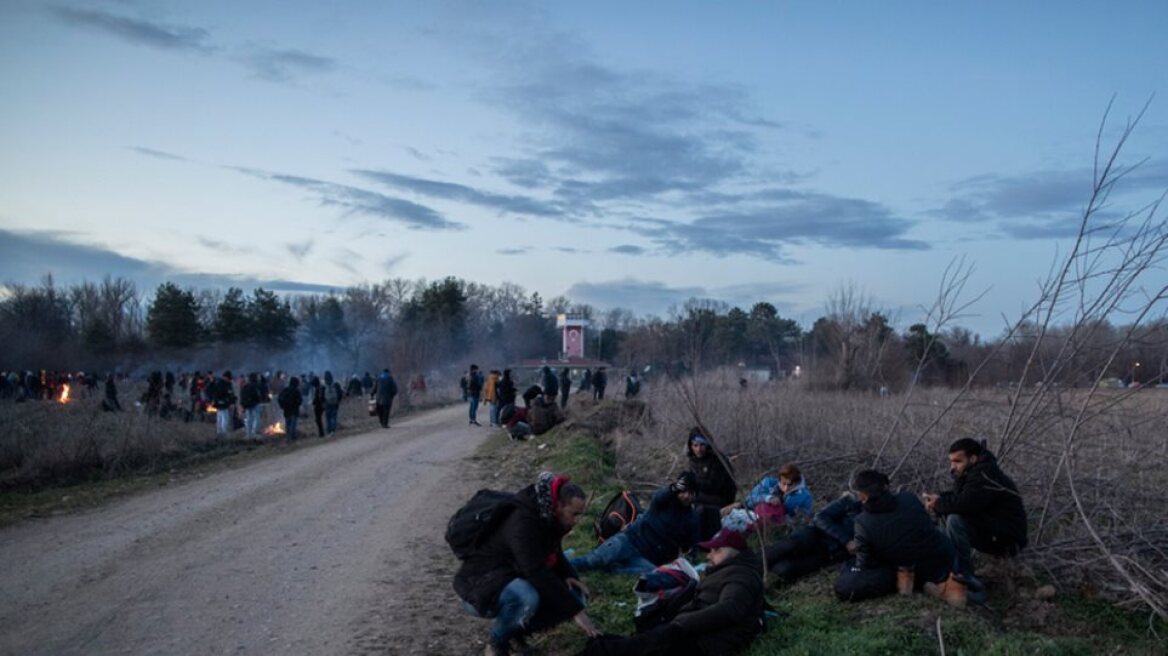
top-left (697, 527), bottom-right (748, 552)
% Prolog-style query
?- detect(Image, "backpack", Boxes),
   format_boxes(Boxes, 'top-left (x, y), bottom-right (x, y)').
top-left (594, 489), bottom-right (642, 544)
top-left (445, 489), bottom-right (516, 560)
top-left (325, 382), bottom-right (340, 405)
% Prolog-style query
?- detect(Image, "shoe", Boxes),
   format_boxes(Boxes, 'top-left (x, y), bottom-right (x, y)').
top-left (897, 567), bottom-right (914, 596)
top-left (924, 574), bottom-right (968, 608)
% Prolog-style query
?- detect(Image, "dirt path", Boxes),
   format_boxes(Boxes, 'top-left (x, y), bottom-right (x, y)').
top-left (0, 405), bottom-right (495, 656)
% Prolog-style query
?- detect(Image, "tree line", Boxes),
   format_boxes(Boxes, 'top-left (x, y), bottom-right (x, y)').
top-left (0, 274), bottom-right (1163, 390)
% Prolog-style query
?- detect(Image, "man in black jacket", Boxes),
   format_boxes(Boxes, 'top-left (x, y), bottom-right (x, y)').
top-left (765, 492), bottom-right (862, 584)
top-left (923, 438), bottom-right (1028, 586)
top-left (687, 430), bottom-right (737, 539)
top-left (240, 373), bottom-right (263, 440)
top-left (373, 369), bottom-right (397, 429)
top-left (455, 473), bottom-right (599, 655)
top-left (835, 470), bottom-right (957, 604)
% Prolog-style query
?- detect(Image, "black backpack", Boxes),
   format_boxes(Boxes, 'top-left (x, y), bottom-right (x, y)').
top-left (594, 489), bottom-right (642, 544)
top-left (446, 489), bottom-right (516, 560)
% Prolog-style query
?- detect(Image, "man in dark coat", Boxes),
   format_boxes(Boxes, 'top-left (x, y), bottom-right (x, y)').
top-left (276, 376), bottom-right (302, 442)
top-left (372, 369), bottom-right (397, 428)
top-left (467, 364), bottom-right (484, 426)
top-left (540, 366), bottom-right (559, 403)
top-left (924, 438), bottom-right (1028, 585)
top-left (240, 373), bottom-right (263, 439)
top-left (687, 429), bottom-right (737, 539)
top-left (766, 492), bottom-right (862, 584)
top-left (592, 367), bottom-right (607, 401)
top-left (455, 473), bottom-right (599, 655)
top-left (571, 473), bottom-right (702, 575)
top-left (834, 470), bottom-right (957, 604)
top-left (558, 367), bottom-right (572, 409)
top-left (497, 369), bottom-right (517, 409)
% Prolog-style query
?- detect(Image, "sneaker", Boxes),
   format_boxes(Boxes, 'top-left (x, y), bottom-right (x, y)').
top-left (924, 574), bottom-right (968, 608)
top-left (896, 567), bottom-right (915, 596)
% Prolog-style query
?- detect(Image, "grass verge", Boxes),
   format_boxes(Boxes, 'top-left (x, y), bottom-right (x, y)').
top-left (476, 418), bottom-right (1167, 655)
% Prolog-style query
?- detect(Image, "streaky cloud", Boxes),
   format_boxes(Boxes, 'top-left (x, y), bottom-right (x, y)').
top-left (239, 47), bottom-right (337, 82)
top-left (50, 6), bottom-right (212, 52)
top-left (129, 146), bottom-right (189, 162)
top-left (351, 169), bottom-right (568, 220)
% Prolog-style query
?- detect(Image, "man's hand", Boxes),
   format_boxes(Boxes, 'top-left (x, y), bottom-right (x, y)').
top-left (922, 493), bottom-right (939, 514)
top-left (566, 577), bottom-right (591, 599)
top-left (574, 611), bottom-right (601, 638)
top-left (846, 540), bottom-right (858, 555)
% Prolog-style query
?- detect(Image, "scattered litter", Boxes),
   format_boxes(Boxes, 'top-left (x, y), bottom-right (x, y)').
top-left (538, 443), bottom-right (548, 449)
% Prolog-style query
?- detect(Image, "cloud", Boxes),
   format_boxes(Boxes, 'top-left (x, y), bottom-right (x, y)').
top-left (50, 6), bottom-right (213, 52)
top-left (497, 248), bottom-right (527, 255)
top-left (608, 245), bottom-right (645, 255)
top-left (238, 47), bottom-right (336, 82)
top-left (286, 240), bottom-right (313, 260)
top-left (233, 169), bottom-right (463, 231)
top-left (553, 246), bottom-right (586, 254)
top-left (931, 159), bottom-right (1168, 238)
top-left (565, 277), bottom-right (808, 318)
top-left (383, 253), bottom-right (409, 272)
top-left (352, 169), bottom-right (568, 220)
top-left (197, 237), bottom-right (252, 255)
top-left (129, 146), bottom-right (189, 162)
top-left (0, 229), bottom-right (334, 294)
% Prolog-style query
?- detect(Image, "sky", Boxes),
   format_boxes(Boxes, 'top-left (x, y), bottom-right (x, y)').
top-left (1, 1), bottom-right (1166, 337)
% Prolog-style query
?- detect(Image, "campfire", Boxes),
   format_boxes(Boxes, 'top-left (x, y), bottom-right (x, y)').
top-left (205, 406), bottom-right (218, 414)
top-left (58, 384), bottom-right (70, 404)
top-left (262, 423), bottom-right (286, 436)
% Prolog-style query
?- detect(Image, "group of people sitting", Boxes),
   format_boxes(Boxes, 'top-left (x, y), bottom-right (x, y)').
top-left (453, 432), bottom-right (1028, 656)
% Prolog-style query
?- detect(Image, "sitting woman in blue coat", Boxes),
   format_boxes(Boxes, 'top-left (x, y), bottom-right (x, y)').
top-left (742, 463), bottom-right (814, 523)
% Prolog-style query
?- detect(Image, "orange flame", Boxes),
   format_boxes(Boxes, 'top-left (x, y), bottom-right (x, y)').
top-left (262, 423), bottom-right (286, 436)
top-left (59, 384), bottom-right (70, 404)
top-left (206, 406), bottom-right (218, 414)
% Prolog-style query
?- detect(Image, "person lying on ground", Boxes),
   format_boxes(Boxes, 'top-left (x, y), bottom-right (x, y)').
top-left (570, 473), bottom-right (702, 576)
top-left (834, 469), bottom-right (962, 606)
top-left (765, 490), bottom-right (861, 585)
top-left (922, 437), bottom-right (1028, 591)
top-left (454, 472), bottom-right (599, 656)
top-left (583, 526), bottom-right (765, 656)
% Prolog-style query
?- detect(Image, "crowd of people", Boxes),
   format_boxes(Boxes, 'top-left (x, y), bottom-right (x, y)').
top-left (453, 429), bottom-right (1028, 656)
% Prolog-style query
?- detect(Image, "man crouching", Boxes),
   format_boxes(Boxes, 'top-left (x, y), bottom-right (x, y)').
top-left (454, 472), bottom-right (600, 655)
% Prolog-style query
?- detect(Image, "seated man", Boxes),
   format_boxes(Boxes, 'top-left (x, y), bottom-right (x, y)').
top-left (741, 462), bottom-right (815, 524)
top-left (571, 473), bottom-right (702, 576)
top-left (454, 472), bottom-right (600, 656)
top-left (687, 430), bottom-right (737, 539)
top-left (923, 438), bottom-right (1028, 587)
top-left (765, 491), bottom-right (861, 585)
top-left (835, 470), bottom-right (960, 605)
top-left (585, 527), bottom-right (765, 656)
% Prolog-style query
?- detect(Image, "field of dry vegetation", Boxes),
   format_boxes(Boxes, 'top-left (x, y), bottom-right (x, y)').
top-left (589, 372), bottom-right (1168, 621)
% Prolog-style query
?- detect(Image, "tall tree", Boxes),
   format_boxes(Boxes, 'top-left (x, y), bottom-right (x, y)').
top-left (146, 283), bottom-right (201, 348)
top-left (249, 288), bottom-right (297, 350)
top-left (214, 287), bottom-right (251, 342)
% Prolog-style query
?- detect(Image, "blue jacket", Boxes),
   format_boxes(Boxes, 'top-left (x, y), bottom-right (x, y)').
top-left (626, 485), bottom-right (703, 565)
top-left (744, 476), bottom-right (814, 520)
top-left (812, 494), bottom-right (862, 557)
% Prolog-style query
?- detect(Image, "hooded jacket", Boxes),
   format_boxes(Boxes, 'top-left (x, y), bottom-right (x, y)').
top-left (744, 476), bottom-right (814, 520)
top-left (625, 485), bottom-right (703, 566)
top-left (373, 372), bottom-right (398, 404)
top-left (687, 436), bottom-right (738, 508)
top-left (854, 490), bottom-right (953, 585)
top-left (672, 548), bottom-right (765, 655)
top-left (453, 485), bottom-right (583, 625)
top-left (934, 450), bottom-right (1028, 553)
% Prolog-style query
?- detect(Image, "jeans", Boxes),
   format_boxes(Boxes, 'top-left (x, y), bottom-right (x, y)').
top-left (245, 406), bottom-right (263, 436)
top-left (570, 532), bottom-right (656, 575)
top-left (488, 402), bottom-right (499, 426)
top-left (464, 578), bottom-right (540, 644)
top-left (945, 514), bottom-right (973, 577)
top-left (216, 407), bottom-right (232, 435)
top-left (468, 396), bottom-right (480, 422)
top-left (325, 403), bottom-right (339, 434)
top-left (284, 414), bottom-right (298, 440)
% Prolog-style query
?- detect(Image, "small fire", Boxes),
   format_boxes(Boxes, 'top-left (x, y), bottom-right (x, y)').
top-left (262, 423), bottom-right (286, 436)
top-left (206, 406), bottom-right (218, 414)
top-left (58, 384), bottom-right (70, 404)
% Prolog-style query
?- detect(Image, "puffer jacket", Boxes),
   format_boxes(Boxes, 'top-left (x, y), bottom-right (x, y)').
top-left (854, 490), bottom-right (953, 585)
top-left (672, 549), bottom-right (765, 655)
top-left (744, 477), bottom-right (814, 520)
top-left (934, 451), bottom-right (1028, 553)
top-left (812, 494), bottom-right (862, 559)
top-left (453, 486), bottom-right (582, 625)
top-left (625, 486), bottom-right (703, 565)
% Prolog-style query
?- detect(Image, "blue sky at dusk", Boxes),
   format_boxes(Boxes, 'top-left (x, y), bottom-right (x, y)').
top-left (1, 1), bottom-right (1165, 337)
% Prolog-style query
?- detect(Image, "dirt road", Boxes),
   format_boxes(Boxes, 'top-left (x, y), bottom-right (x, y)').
top-left (0, 405), bottom-right (493, 656)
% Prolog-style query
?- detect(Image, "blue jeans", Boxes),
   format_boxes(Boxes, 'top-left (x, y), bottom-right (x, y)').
top-left (488, 402), bottom-right (499, 426)
top-left (945, 514), bottom-right (973, 576)
top-left (325, 404), bottom-right (339, 433)
top-left (244, 406), bottom-right (263, 436)
top-left (464, 578), bottom-right (540, 644)
top-left (284, 414), bottom-right (298, 439)
top-left (468, 396), bottom-right (480, 422)
top-left (569, 532), bottom-right (656, 575)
